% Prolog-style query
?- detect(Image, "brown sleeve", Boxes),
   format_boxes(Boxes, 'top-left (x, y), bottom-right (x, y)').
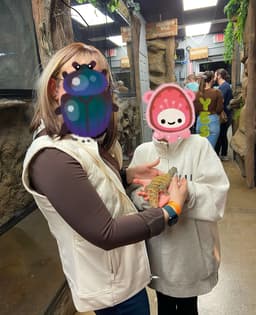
top-left (193, 93), bottom-right (202, 114)
top-left (29, 148), bottom-right (165, 250)
top-left (216, 90), bottom-right (224, 114)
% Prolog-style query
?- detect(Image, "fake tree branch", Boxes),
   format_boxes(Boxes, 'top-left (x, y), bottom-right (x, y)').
top-left (223, 0), bottom-right (249, 63)
top-left (75, 0), bottom-right (120, 12)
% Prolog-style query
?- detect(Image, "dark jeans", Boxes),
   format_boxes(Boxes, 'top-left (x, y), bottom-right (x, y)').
top-left (156, 291), bottom-right (198, 315)
top-left (215, 120), bottom-right (231, 156)
top-left (95, 288), bottom-right (150, 315)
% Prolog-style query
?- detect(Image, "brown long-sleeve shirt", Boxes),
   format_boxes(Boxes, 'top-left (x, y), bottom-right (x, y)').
top-left (194, 88), bottom-right (224, 115)
top-left (29, 145), bottom-right (165, 250)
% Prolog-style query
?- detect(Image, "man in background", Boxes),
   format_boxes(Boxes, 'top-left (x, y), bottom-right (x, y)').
top-left (214, 68), bottom-right (233, 161)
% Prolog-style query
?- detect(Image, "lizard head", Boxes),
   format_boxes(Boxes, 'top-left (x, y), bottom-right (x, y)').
top-left (168, 167), bottom-right (178, 176)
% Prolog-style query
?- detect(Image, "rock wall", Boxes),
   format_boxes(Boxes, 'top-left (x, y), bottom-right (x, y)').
top-left (0, 94), bottom-right (141, 226)
top-left (147, 37), bottom-right (176, 89)
top-left (0, 101), bottom-right (34, 226)
top-left (116, 95), bottom-right (141, 162)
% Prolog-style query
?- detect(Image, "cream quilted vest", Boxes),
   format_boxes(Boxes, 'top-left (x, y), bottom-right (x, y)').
top-left (22, 134), bottom-right (151, 312)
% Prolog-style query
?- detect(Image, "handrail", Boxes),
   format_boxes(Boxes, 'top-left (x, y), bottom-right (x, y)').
top-left (0, 202), bottom-right (37, 236)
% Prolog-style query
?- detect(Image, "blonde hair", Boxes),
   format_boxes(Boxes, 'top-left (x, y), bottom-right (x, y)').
top-left (186, 74), bottom-right (196, 83)
top-left (31, 42), bottom-right (117, 151)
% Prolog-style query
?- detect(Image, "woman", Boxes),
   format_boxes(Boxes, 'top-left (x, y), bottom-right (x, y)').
top-left (194, 70), bottom-right (224, 147)
top-left (22, 42), bottom-right (188, 315)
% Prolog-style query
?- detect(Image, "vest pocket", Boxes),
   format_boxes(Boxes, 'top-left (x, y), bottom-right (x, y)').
top-left (73, 236), bottom-right (112, 296)
top-left (107, 249), bottom-right (121, 280)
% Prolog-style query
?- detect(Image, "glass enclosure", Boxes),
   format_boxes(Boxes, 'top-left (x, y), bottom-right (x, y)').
top-left (0, 0), bottom-right (39, 96)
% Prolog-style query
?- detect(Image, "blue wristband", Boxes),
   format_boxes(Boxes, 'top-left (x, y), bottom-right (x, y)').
top-left (163, 204), bottom-right (179, 226)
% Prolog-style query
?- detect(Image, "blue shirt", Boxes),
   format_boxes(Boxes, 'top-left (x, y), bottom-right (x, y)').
top-left (185, 82), bottom-right (199, 92)
top-left (219, 81), bottom-right (233, 116)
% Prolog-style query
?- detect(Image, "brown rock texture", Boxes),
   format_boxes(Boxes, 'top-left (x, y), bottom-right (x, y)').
top-left (0, 102), bottom-right (34, 226)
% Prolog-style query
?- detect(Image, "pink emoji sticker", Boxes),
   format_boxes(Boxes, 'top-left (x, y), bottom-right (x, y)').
top-left (143, 83), bottom-right (195, 143)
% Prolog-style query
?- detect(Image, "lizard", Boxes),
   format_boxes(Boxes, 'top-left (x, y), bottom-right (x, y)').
top-left (145, 167), bottom-right (178, 208)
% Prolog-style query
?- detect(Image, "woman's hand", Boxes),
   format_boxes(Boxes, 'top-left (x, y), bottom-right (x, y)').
top-left (126, 158), bottom-right (162, 184)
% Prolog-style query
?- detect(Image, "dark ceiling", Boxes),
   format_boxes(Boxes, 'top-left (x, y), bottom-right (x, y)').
top-left (71, 0), bottom-right (129, 49)
top-left (71, 0), bottom-right (229, 49)
top-left (136, 0), bottom-right (229, 38)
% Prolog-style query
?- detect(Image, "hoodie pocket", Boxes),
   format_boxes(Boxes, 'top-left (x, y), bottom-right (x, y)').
top-left (195, 221), bottom-right (220, 275)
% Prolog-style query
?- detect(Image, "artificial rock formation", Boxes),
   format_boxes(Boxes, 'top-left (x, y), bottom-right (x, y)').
top-left (116, 94), bottom-right (141, 162)
top-left (147, 38), bottom-right (176, 89)
top-left (0, 102), bottom-right (34, 226)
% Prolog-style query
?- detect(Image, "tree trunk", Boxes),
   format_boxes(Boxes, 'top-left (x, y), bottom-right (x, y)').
top-left (130, 13), bottom-right (142, 106)
top-left (165, 37), bottom-right (176, 83)
top-left (130, 13), bottom-right (142, 143)
top-left (231, 40), bottom-right (240, 93)
top-left (244, 0), bottom-right (256, 188)
top-left (31, 0), bottom-right (74, 68)
top-left (50, 0), bottom-right (74, 51)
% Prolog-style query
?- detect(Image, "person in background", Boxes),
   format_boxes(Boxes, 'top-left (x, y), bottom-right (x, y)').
top-left (22, 42), bottom-right (188, 315)
top-left (214, 68), bottom-right (233, 160)
top-left (184, 74), bottom-right (199, 134)
top-left (116, 80), bottom-right (129, 93)
top-left (184, 73), bottom-right (199, 93)
top-left (129, 82), bottom-right (230, 315)
top-left (194, 70), bottom-right (224, 147)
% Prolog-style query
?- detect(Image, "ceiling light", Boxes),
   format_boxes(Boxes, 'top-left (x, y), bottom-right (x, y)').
top-left (71, 3), bottom-right (114, 27)
top-left (88, 36), bottom-right (106, 42)
top-left (107, 35), bottom-right (126, 47)
top-left (183, 0), bottom-right (218, 11)
top-left (185, 22), bottom-right (211, 37)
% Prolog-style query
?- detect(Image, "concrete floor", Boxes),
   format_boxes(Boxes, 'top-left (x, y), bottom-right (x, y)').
top-left (0, 211), bottom-right (65, 314)
top-left (198, 161), bottom-right (256, 315)
top-left (1, 159), bottom-right (256, 315)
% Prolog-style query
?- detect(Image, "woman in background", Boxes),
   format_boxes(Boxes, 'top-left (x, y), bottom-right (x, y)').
top-left (194, 70), bottom-right (224, 147)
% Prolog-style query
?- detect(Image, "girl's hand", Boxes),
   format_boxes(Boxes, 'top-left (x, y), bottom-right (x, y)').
top-left (167, 176), bottom-right (188, 209)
